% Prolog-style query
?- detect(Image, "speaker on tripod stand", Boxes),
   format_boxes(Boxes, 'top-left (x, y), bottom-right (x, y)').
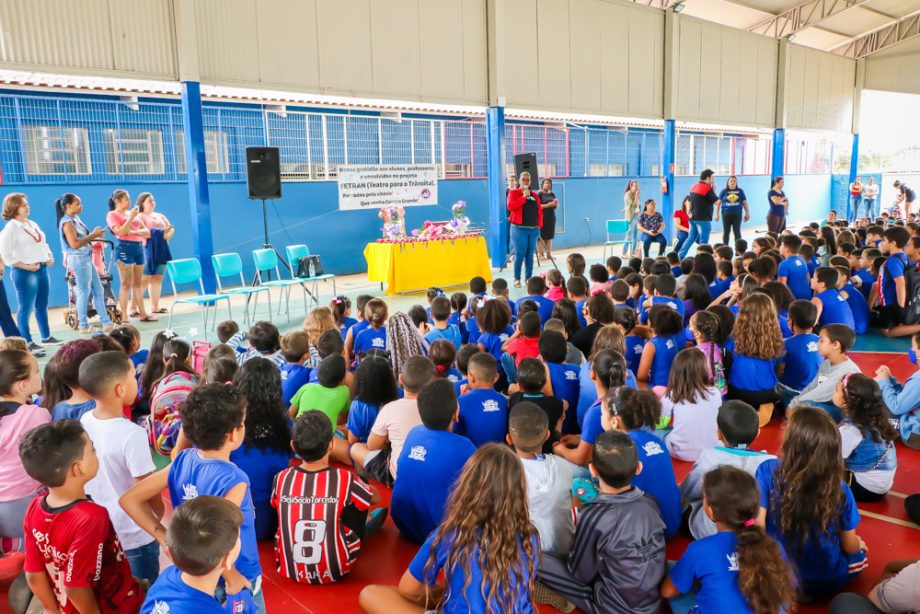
top-left (246, 147), bottom-right (290, 278)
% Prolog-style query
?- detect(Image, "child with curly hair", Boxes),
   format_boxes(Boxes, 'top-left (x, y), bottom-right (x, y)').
top-left (727, 293), bottom-right (785, 408)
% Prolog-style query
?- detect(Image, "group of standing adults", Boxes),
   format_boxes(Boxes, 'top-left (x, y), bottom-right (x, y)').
top-left (622, 171), bottom-right (788, 258)
top-left (0, 190), bottom-right (174, 351)
top-left (848, 177), bottom-right (880, 221)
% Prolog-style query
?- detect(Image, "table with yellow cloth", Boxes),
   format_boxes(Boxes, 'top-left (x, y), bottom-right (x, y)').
top-left (364, 236), bottom-right (493, 295)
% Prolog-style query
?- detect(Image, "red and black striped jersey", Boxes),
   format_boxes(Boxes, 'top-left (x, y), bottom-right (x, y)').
top-left (271, 466), bottom-right (373, 584)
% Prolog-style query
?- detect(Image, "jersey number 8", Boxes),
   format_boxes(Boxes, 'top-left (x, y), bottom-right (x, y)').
top-left (293, 520), bottom-right (327, 565)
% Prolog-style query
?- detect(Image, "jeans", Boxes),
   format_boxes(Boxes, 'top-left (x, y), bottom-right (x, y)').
top-left (623, 216), bottom-right (639, 256)
top-left (678, 221), bottom-right (711, 259)
top-left (125, 540), bottom-right (160, 585)
top-left (69, 254), bottom-right (112, 329)
top-left (721, 209), bottom-right (743, 244)
top-left (674, 230), bottom-right (689, 255)
top-left (849, 195), bottom-right (862, 221)
top-left (861, 198), bottom-right (875, 219)
top-left (511, 225), bottom-right (539, 282)
top-left (641, 233), bottom-right (667, 257)
top-left (0, 277), bottom-right (21, 338)
top-left (10, 264), bottom-right (50, 343)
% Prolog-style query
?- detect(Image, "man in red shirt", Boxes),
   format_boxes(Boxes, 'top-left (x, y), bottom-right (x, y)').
top-left (678, 169), bottom-right (721, 259)
top-left (20, 421), bottom-right (143, 614)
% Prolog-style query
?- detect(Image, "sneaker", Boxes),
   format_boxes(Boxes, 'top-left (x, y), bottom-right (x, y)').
top-left (27, 342), bottom-right (43, 352)
top-left (533, 582), bottom-right (575, 613)
top-left (40, 336), bottom-right (63, 345)
top-left (365, 507), bottom-right (388, 536)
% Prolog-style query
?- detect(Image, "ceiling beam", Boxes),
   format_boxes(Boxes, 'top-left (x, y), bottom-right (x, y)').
top-left (749, 0), bottom-right (872, 39)
top-left (832, 10), bottom-right (920, 58)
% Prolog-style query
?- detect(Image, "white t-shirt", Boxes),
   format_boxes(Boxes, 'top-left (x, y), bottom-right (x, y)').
top-left (863, 183), bottom-right (879, 199)
top-left (81, 411), bottom-right (157, 550)
top-left (371, 398), bottom-right (422, 479)
top-left (661, 387), bottom-right (722, 462)
top-left (839, 422), bottom-right (895, 494)
top-left (521, 455), bottom-right (577, 556)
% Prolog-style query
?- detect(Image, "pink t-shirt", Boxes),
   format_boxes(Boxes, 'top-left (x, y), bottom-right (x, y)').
top-left (546, 286), bottom-right (565, 302)
top-left (106, 210), bottom-right (146, 243)
top-left (139, 212), bottom-right (168, 230)
top-left (370, 398), bottom-right (421, 479)
top-left (0, 404), bottom-right (50, 501)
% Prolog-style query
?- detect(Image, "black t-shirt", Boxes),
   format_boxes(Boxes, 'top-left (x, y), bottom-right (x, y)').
top-left (539, 191), bottom-right (556, 221)
top-left (519, 191), bottom-right (540, 227)
top-left (688, 181), bottom-right (719, 221)
top-left (901, 184), bottom-right (916, 202)
top-left (508, 392), bottom-right (564, 453)
top-left (571, 322), bottom-right (601, 358)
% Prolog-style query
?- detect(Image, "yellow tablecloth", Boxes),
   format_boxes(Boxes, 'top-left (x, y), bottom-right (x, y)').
top-left (364, 237), bottom-right (492, 295)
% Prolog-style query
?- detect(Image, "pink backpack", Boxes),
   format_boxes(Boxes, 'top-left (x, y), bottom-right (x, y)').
top-left (145, 371), bottom-right (199, 456)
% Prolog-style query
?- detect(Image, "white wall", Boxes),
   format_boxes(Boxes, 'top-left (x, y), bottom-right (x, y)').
top-left (865, 36), bottom-right (920, 96)
top-left (498, 0), bottom-right (664, 118)
top-left (784, 44), bottom-right (856, 132)
top-left (0, 0), bottom-right (177, 78)
top-left (672, 15), bottom-right (777, 127)
top-left (192, 0), bottom-right (488, 105)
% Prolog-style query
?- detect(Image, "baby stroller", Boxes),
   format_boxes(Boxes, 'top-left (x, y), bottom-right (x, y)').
top-left (63, 240), bottom-right (122, 330)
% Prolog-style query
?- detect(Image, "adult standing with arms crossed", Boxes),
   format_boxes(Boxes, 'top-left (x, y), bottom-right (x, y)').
top-left (56, 193), bottom-right (113, 333)
top-left (538, 179), bottom-right (558, 261)
top-left (136, 192), bottom-right (174, 315)
top-left (106, 189), bottom-right (156, 323)
top-left (0, 193), bottom-right (60, 350)
top-left (894, 180), bottom-right (916, 219)
top-left (717, 176), bottom-right (749, 245)
top-left (767, 177), bottom-right (789, 234)
top-left (506, 172), bottom-right (543, 288)
top-left (848, 176), bottom-right (863, 222)
top-left (678, 169), bottom-right (720, 259)
top-left (861, 177), bottom-right (879, 219)
top-left (622, 180), bottom-right (641, 257)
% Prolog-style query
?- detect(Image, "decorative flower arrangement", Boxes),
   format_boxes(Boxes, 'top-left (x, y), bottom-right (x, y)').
top-left (450, 200), bottom-right (471, 234)
top-left (378, 205), bottom-right (406, 241)
top-left (374, 201), bottom-right (479, 244)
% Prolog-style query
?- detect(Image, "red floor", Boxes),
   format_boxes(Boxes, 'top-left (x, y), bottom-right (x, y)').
top-left (2, 350), bottom-right (918, 614)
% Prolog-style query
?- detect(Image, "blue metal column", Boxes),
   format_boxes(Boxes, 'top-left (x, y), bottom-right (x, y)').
top-left (661, 119), bottom-right (676, 238)
top-left (180, 81), bottom-right (216, 293)
top-left (771, 128), bottom-right (785, 180)
top-left (486, 106), bottom-right (507, 268)
top-left (849, 133), bottom-right (860, 182)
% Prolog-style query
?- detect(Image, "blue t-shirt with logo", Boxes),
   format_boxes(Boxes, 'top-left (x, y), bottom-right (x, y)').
top-left (844, 283), bottom-right (870, 334)
top-left (425, 324), bottom-right (462, 349)
top-left (650, 334), bottom-right (682, 387)
top-left (354, 326), bottom-right (387, 355)
top-left (546, 362), bottom-right (580, 416)
top-left (778, 255), bottom-right (811, 301)
top-left (392, 426), bottom-right (476, 543)
top-left (729, 351), bottom-right (777, 391)
top-left (629, 429), bottom-right (681, 537)
top-left (625, 335), bottom-right (646, 375)
top-left (880, 252), bottom-right (908, 307)
top-left (816, 288), bottom-right (855, 329)
top-left (346, 399), bottom-right (380, 443)
top-left (280, 362), bottom-right (311, 407)
top-left (141, 565), bottom-right (225, 614)
top-left (338, 316), bottom-right (358, 340)
top-left (168, 449), bottom-right (261, 581)
top-left (515, 295), bottom-right (555, 324)
top-left (575, 298), bottom-right (588, 328)
top-left (719, 188), bottom-right (747, 211)
top-left (670, 531), bottom-right (755, 614)
top-left (709, 276), bottom-right (733, 299)
top-left (456, 389), bottom-right (509, 447)
top-left (780, 333), bottom-right (822, 392)
top-left (478, 326), bottom-right (515, 363)
top-left (639, 295), bottom-right (685, 325)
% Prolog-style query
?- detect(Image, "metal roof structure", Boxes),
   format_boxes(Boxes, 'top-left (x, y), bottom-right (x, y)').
top-left (638, 0), bottom-right (920, 58)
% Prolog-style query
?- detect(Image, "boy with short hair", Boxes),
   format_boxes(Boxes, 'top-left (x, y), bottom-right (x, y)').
top-left (567, 275), bottom-right (590, 328)
top-left (453, 343), bottom-right (480, 396)
top-left (141, 496), bottom-right (243, 613)
top-left (226, 320), bottom-right (286, 368)
top-left (679, 401), bottom-right (776, 539)
top-left (491, 277), bottom-right (516, 318)
top-left (310, 329), bottom-right (347, 385)
top-left (790, 324), bottom-right (860, 421)
top-left (666, 252), bottom-right (681, 277)
top-left (424, 296), bottom-right (462, 348)
top-left (798, 243), bottom-right (818, 276)
top-left (539, 330), bottom-right (580, 429)
top-left (606, 256), bottom-right (622, 280)
top-left (609, 280), bottom-right (630, 307)
top-left (517, 276), bottom-right (555, 323)
top-left (120, 385), bottom-right (264, 610)
top-left (867, 225), bottom-right (884, 247)
top-left (469, 276), bottom-right (487, 297)
top-left (734, 238), bottom-right (748, 257)
top-left (836, 265), bottom-right (870, 334)
top-left (778, 235), bottom-right (812, 300)
top-left (456, 352), bottom-right (509, 447)
top-left (217, 320), bottom-right (240, 345)
top-left (714, 245), bottom-right (734, 263)
top-left (508, 403), bottom-right (576, 555)
top-left (811, 267), bottom-right (855, 329)
top-left (709, 260), bottom-right (735, 298)
top-left (273, 411), bottom-right (385, 583)
top-left (544, 318), bottom-right (586, 367)
top-left (536, 430), bottom-right (666, 614)
top-left (779, 300), bottom-right (823, 393)
top-left (392, 379), bottom-right (476, 543)
top-left (855, 247), bottom-right (882, 300)
top-left (502, 311), bottom-right (542, 366)
top-left (351, 356), bottom-right (436, 484)
top-left (78, 351), bottom-right (162, 584)
top-left (639, 274), bottom-right (684, 324)
top-left (508, 358), bottom-right (564, 451)
top-left (289, 354), bottom-right (350, 425)
top-left (877, 225), bottom-right (912, 332)
top-left (280, 330), bottom-right (312, 406)
top-left (21, 421), bottom-right (143, 613)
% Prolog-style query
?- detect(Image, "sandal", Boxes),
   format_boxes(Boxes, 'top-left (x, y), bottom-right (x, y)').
top-left (129, 311), bottom-right (140, 318)
top-left (155, 307), bottom-right (168, 314)
top-left (139, 315), bottom-right (158, 322)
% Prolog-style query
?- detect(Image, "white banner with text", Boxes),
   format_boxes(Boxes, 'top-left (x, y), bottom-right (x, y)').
top-left (337, 164), bottom-right (439, 211)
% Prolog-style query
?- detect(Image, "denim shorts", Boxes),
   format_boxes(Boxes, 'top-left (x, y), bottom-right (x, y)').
top-left (148, 263), bottom-right (167, 276)
top-left (116, 240), bottom-right (145, 265)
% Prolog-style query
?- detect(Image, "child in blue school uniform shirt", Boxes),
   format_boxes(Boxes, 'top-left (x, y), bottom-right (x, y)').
top-left (539, 331), bottom-right (580, 425)
top-left (391, 380), bottom-right (477, 544)
top-left (279, 332), bottom-right (312, 406)
top-left (778, 236), bottom-right (812, 301)
top-left (663, 466), bottom-right (796, 614)
top-left (780, 300), bottom-right (823, 393)
top-left (354, 300), bottom-right (389, 356)
top-left (330, 296), bottom-right (357, 340)
top-left (455, 353), bottom-right (508, 447)
top-left (812, 267), bottom-right (855, 330)
top-left (515, 276), bottom-right (555, 324)
top-left (346, 354), bottom-right (398, 444)
top-left (638, 305), bottom-right (684, 389)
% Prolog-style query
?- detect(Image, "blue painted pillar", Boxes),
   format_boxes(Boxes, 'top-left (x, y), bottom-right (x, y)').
top-left (486, 106), bottom-right (507, 268)
top-left (849, 133), bottom-right (860, 182)
top-left (771, 128), bottom-right (785, 180)
top-left (661, 119), bottom-right (676, 239)
top-left (180, 81), bottom-right (216, 293)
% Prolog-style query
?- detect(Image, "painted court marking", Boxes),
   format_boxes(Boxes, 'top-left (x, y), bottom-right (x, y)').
top-left (858, 509), bottom-right (920, 530)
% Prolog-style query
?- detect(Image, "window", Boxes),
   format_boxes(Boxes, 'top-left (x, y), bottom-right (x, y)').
top-left (23, 126), bottom-right (91, 175)
top-left (588, 164), bottom-right (625, 177)
top-left (176, 130), bottom-right (230, 175)
top-left (103, 129), bottom-right (164, 174)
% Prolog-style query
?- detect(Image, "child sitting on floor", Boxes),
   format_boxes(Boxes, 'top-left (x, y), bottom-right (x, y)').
top-left (508, 357), bottom-right (564, 452)
top-left (539, 330), bottom-right (580, 422)
top-left (660, 349), bottom-right (722, 462)
top-left (789, 324), bottom-right (860, 422)
top-left (545, 269), bottom-right (566, 302)
top-left (289, 354), bottom-right (350, 426)
top-left (502, 310), bottom-right (542, 369)
top-left (424, 296), bottom-right (461, 349)
top-left (226, 320), bottom-right (286, 368)
top-left (812, 267), bottom-right (855, 329)
top-left (48, 339), bottom-right (101, 420)
top-left (517, 276), bottom-right (555, 323)
top-left (353, 298), bottom-right (389, 358)
top-left (452, 343), bottom-right (480, 395)
top-left (779, 300), bottom-right (823, 394)
top-left (279, 331), bottom-right (311, 407)
top-left (456, 352), bottom-right (509, 447)
top-left (637, 305), bottom-right (684, 389)
top-left (690, 310), bottom-right (727, 396)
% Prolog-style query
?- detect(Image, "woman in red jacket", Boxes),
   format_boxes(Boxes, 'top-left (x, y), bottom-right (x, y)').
top-left (506, 171), bottom-right (543, 287)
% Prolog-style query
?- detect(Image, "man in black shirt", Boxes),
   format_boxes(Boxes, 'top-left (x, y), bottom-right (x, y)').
top-left (678, 169), bottom-right (721, 258)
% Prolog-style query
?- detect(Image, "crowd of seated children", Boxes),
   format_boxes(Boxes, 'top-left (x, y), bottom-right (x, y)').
top-left (4, 210), bottom-right (920, 614)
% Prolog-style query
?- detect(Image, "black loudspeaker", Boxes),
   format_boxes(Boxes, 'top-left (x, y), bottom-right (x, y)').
top-left (514, 153), bottom-right (539, 190)
top-left (246, 147), bottom-right (281, 200)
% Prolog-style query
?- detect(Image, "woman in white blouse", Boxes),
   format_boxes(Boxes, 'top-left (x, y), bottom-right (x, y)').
top-left (136, 192), bottom-right (174, 315)
top-left (0, 193), bottom-right (60, 349)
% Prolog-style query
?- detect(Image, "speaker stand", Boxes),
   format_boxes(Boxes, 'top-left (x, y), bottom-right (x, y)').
top-left (256, 199), bottom-right (319, 307)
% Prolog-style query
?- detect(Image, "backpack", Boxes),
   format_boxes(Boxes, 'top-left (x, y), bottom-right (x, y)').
top-left (296, 255), bottom-right (324, 278)
top-left (146, 371), bottom-right (199, 456)
top-left (191, 340), bottom-right (212, 373)
top-left (905, 261), bottom-right (920, 325)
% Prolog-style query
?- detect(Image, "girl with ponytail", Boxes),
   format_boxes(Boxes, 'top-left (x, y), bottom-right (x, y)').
top-left (148, 337), bottom-right (199, 455)
top-left (106, 188), bottom-right (155, 322)
top-left (662, 465), bottom-right (796, 614)
top-left (58, 192), bottom-right (112, 332)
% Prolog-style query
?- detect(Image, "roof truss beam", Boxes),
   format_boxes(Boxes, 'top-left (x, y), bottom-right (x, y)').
top-left (832, 10), bottom-right (920, 57)
top-left (749, 0), bottom-right (871, 39)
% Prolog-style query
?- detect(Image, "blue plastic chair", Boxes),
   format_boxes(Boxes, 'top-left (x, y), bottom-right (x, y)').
top-left (603, 219), bottom-right (631, 261)
top-left (212, 253), bottom-right (272, 325)
top-left (165, 258), bottom-right (232, 339)
top-left (285, 244), bottom-right (337, 306)
top-left (251, 248), bottom-right (304, 322)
